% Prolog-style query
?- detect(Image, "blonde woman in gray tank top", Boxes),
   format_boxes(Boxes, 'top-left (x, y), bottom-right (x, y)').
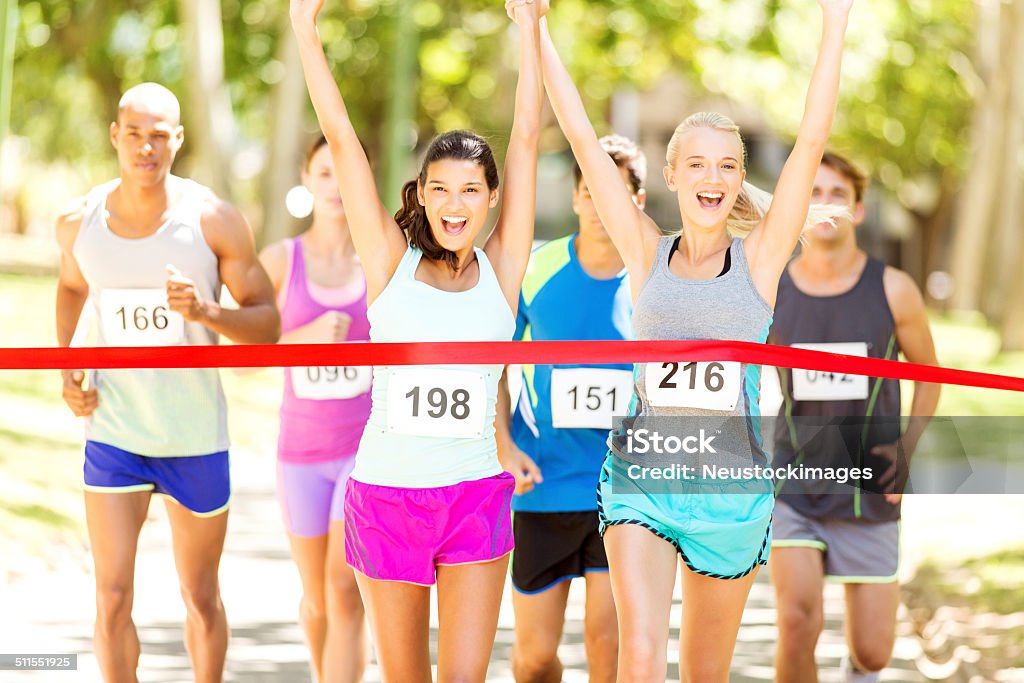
top-left (529, 0), bottom-right (855, 678)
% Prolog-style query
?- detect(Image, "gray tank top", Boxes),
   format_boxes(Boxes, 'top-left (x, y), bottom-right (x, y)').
top-left (769, 257), bottom-right (902, 521)
top-left (72, 178), bottom-right (229, 457)
top-left (610, 236), bottom-right (774, 473)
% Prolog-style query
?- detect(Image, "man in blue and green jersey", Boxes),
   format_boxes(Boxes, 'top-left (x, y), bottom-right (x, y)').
top-left (497, 135), bottom-right (646, 683)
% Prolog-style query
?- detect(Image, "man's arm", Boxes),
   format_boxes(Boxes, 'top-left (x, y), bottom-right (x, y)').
top-left (496, 367), bottom-right (542, 495)
top-left (174, 196), bottom-right (281, 344)
top-left (875, 267), bottom-right (941, 502)
top-left (55, 202), bottom-right (98, 416)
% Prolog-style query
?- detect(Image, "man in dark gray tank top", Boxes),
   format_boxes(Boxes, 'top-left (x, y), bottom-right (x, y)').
top-left (767, 153), bottom-right (940, 683)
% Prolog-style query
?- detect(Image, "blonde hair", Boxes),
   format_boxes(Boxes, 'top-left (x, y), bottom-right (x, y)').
top-left (666, 112), bottom-right (847, 239)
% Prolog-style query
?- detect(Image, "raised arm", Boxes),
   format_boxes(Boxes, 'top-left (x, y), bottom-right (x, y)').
top-left (747, 0), bottom-right (853, 289)
top-left (536, 15), bottom-right (661, 288)
top-left (290, 0), bottom-right (407, 302)
top-left (484, 1), bottom-right (544, 311)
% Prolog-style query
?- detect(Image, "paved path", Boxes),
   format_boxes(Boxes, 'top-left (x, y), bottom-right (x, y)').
top-left (1, 443), bottom-right (928, 683)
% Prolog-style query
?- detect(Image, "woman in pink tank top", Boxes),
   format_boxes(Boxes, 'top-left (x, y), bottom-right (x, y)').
top-left (258, 135), bottom-right (370, 682)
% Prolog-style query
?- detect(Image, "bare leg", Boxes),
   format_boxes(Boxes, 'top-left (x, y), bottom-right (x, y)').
top-left (436, 556), bottom-right (509, 683)
top-left (510, 580), bottom-right (570, 683)
top-left (322, 520), bottom-right (368, 682)
top-left (164, 498), bottom-right (229, 683)
top-left (844, 582), bottom-right (899, 675)
top-left (603, 524), bottom-right (677, 683)
top-left (354, 572), bottom-right (431, 683)
top-left (285, 531), bottom-right (329, 681)
top-left (677, 563), bottom-right (760, 683)
top-left (582, 571), bottom-right (618, 683)
top-left (770, 547), bottom-right (825, 683)
top-left (85, 490), bottom-right (151, 683)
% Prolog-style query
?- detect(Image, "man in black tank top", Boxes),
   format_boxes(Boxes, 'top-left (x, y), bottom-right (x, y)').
top-left (767, 153), bottom-right (940, 683)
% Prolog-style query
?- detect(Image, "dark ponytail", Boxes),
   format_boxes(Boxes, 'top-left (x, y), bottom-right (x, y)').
top-left (394, 130), bottom-right (499, 272)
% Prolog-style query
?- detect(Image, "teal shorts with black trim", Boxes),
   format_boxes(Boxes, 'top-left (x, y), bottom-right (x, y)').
top-left (597, 453), bottom-right (773, 580)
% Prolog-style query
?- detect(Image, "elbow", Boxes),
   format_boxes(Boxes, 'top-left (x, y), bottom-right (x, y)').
top-left (262, 310), bottom-right (282, 344)
top-left (512, 120), bottom-right (542, 145)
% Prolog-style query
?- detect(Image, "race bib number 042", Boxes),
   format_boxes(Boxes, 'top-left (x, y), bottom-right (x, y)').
top-left (385, 368), bottom-right (487, 439)
top-left (644, 361), bottom-right (741, 411)
top-left (550, 368), bottom-right (633, 429)
top-left (99, 289), bottom-right (185, 347)
top-left (791, 342), bottom-right (869, 401)
top-left (291, 366), bottom-right (373, 400)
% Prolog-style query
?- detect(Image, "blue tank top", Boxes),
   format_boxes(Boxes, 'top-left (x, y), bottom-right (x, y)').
top-left (351, 246), bottom-right (516, 488)
top-left (510, 234), bottom-right (633, 512)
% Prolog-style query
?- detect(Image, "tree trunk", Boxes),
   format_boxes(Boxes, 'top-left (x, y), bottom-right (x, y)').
top-left (381, 0), bottom-right (419, 214)
top-left (949, 0), bottom-right (1006, 312)
top-left (996, 0), bottom-right (1024, 350)
top-left (259, 21), bottom-right (308, 248)
top-left (178, 0), bottom-right (236, 200)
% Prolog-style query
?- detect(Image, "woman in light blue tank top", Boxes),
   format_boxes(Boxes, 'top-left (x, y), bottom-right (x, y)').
top-left (292, 0), bottom-right (544, 679)
top-left (536, 0), bottom-right (855, 679)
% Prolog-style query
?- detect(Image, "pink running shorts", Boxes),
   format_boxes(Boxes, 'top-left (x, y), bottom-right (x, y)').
top-left (344, 472), bottom-right (515, 586)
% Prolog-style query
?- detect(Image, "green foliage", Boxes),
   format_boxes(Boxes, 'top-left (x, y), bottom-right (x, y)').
top-left (9, 0), bottom-right (978, 204)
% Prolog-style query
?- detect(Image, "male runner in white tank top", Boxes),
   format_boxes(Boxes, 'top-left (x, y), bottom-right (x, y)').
top-left (55, 83), bottom-right (280, 683)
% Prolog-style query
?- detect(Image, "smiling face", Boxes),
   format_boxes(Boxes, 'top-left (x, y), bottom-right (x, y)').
top-left (663, 127), bottom-right (746, 232)
top-left (417, 158), bottom-right (499, 253)
top-left (806, 163), bottom-right (865, 245)
top-left (303, 144), bottom-right (346, 222)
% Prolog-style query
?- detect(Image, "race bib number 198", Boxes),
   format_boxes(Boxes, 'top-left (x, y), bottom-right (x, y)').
top-left (99, 289), bottom-right (185, 347)
top-left (791, 342), bottom-right (869, 401)
top-left (386, 368), bottom-right (487, 438)
top-left (644, 360), bottom-right (741, 411)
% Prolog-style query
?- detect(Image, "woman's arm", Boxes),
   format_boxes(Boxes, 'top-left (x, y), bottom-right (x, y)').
top-left (537, 15), bottom-right (662, 290)
top-left (746, 0), bottom-right (853, 292)
top-left (290, 0), bottom-right (408, 303)
top-left (485, 1), bottom-right (545, 312)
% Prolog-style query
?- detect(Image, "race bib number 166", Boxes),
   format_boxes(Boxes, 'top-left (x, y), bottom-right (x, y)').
top-left (99, 289), bottom-right (185, 347)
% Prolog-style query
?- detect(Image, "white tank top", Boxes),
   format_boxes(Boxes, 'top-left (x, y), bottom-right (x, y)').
top-left (352, 245), bottom-right (516, 488)
top-left (72, 178), bottom-right (229, 457)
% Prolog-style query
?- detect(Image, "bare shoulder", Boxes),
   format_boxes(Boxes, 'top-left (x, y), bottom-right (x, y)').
top-left (258, 239), bottom-right (291, 285)
top-left (55, 195), bottom-right (90, 251)
top-left (883, 266), bottom-right (926, 321)
top-left (194, 186), bottom-right (254, 254)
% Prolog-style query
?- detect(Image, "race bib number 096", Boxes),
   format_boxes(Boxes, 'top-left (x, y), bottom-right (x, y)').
top-left (291, 366), bottom-right (372, 400)
top-left (386, 368), bottom-right (487, 438)
top-left (99, 289), bottom-right (185, 347)
top-left (644, 361), bottom-right (741, 411)
top-left (550, 368), bottom-right (633, 429)
top-left (791, 342), bottom-right (869, 401)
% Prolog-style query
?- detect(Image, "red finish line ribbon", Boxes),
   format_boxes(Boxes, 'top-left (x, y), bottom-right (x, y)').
top-left (0, 341), bottom-right (1022, 393)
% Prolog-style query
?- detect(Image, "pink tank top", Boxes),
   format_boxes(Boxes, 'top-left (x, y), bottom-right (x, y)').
top-left (278, 238), bottom-right (372, 463)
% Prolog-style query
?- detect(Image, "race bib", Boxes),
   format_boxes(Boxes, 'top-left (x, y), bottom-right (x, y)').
top-left (644, 361), bottom-right (741, 411)
top-left (791, 342), bottom-right (869, 401)
top-left (385, 368), bottom-right (488, 438)
top-left (550, 368), bottom-right (633, 429)
top-left (99, 289), bottom-right (185, 347)
top-left (291, 365), bottom-right (373, 400)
